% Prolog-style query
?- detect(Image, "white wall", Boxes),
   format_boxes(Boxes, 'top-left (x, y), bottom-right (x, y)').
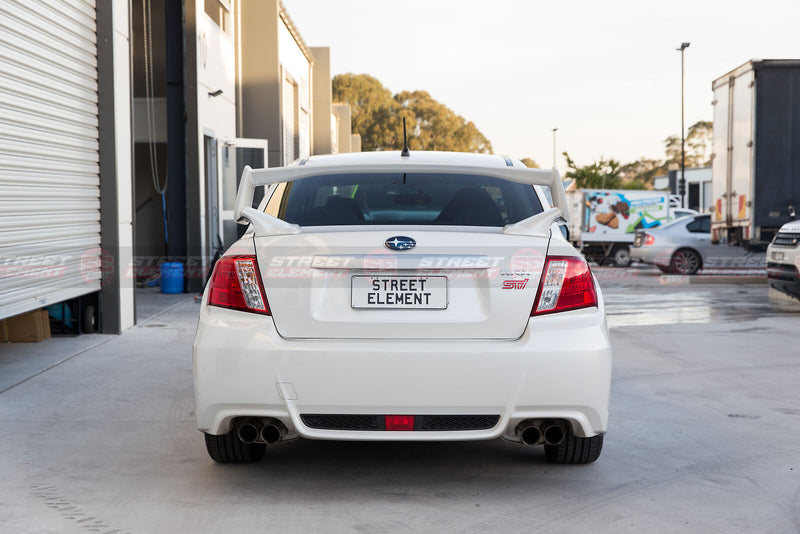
top-left (113, 0), bottom-right (135, 330)
top-left (195, 1), bottom-right (237, 266)
top-left (279, 18), bottom-right (311, 162)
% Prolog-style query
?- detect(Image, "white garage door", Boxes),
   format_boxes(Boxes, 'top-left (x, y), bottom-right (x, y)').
top-left (0, 0), bottom-right (101, 320)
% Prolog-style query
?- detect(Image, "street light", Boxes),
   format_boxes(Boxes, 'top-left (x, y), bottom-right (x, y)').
top-left (677, 42), bottom-right (690, 208)
top-left (552, 127), bottom-right (558, 168)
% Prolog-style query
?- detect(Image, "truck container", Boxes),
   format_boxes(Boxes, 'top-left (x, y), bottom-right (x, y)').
top-left (566, 189), bottom-right (686, 266)
top-left (710, 59), bottom-right (800, 250)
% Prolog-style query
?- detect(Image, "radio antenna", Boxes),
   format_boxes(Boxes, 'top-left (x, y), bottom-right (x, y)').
top-left (401, 117), bottom-right (410, 157)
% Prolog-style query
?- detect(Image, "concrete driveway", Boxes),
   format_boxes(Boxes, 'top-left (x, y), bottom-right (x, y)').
top-left (1, 271), bottom-right (799, 533)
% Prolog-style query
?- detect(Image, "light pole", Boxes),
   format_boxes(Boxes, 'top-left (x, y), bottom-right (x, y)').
top-left (552, 128), bottom-right (558, 168)
top-left (677, 42), bottom-right (690, 208)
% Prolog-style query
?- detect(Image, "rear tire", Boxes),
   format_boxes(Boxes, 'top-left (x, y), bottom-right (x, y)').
top-left (82, 305), bottom-right (96, 334)
top-left (204, 432), bottom-right (265, 463)
top-left (670, 248), bottom-right (701, 275)
top-left (612, 246), bottom-right (631, 267)
top-left (544, 431), bottom-right (604, 464)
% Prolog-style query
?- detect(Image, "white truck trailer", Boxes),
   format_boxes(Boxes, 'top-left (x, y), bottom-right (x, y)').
top-left (710, 59), bottom-right (800, 250)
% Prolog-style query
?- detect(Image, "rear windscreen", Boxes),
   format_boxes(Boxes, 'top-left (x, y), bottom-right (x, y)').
top-left (273, 173), bottom-right (544, 227)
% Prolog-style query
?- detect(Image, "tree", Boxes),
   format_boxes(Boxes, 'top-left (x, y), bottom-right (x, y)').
top-left (560, 120), bottom-right (713, 191)
top-left (563, 152), bottom-right (622, 189)
top-left (332, 74), bottom-right (399, 151)
top-left (619, 158), bottom-right (662, 189)
top-left (663, 135), bottom-right (682, 167)
top-left (686, 120), bottom-right (713, 166)
top-left (662, 120), bottom-right (713, 168)
top-left (520, 158), bottom-right (540, 168)
top-left (332, 74), bottom-right (492, 154)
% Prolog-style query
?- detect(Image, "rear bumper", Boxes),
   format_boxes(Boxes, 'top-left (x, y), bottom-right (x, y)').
top-left (193, 298), bottom-right (612, 441)
top-left (767, 261), bottom-right (800, 300)
top-left (630, 245), bottom-right (673, 266)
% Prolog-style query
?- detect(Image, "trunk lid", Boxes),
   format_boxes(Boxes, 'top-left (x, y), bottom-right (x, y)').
top-left (255, 228), bottom-right (550, 340)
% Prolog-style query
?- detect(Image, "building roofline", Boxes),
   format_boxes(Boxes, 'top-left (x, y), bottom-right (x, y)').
top-left (278, 1), bottom-right (314, 64)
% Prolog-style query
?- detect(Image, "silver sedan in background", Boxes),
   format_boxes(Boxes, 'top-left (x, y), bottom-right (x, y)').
top-left (631, 214), bottom-right (762, 274)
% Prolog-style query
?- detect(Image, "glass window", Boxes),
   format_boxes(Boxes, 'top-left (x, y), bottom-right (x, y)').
top-left (204, 0), bottom-right (231, 36)
top-left (686, 216), bottom-right (710, 233)
top-left (270, 173), bottom-right (544, 227)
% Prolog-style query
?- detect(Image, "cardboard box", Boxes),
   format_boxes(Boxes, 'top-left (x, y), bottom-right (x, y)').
top-left (1, 309), bottom-right (51, 343)
top-left (39, 309), bottom-right (52, 340)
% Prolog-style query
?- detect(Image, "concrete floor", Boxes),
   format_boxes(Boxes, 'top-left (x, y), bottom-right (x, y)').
top-left (1, 271), bottom-right (799, 533)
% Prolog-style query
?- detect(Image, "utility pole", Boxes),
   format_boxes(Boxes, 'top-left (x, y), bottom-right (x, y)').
top-left (552, 128), bottom-right (558, 168)
top-left (677, 42), bottom-right (690, 209)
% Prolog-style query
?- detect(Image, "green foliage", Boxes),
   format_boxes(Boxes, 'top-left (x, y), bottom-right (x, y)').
top-left (663, 120), bottom-right (713, 168)
top-left (520, 158), bottom-right (540, 168)
top-left (686, 120), bottom-right (713, 166)
top-left (619, 158), bottom-right (662, 190)
top-left (563, 152), bottom-right (622, 189)
top-left (617, 120), bottom-right (713, 189)
top-left (332, 74), bottom-right (492, 154)
top-left (331, 74), bottom-right (398, 151)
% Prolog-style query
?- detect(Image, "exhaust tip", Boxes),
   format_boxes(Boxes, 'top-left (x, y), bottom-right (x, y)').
top-left (237, 423), bottom-right (259, 444)
top-left (515, 421), bottom-right (541, 445)
top-left (543, 424), bottom-right (565, 445)
top-left (261, 424), bottom-right (282, 444)
top-left (521, 425), bottom-right (541, 445)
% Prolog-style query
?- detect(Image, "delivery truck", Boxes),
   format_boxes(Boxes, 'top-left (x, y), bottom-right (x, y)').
top-left (566, 189), bottom-right (694, 266)
top-left (710, 59), bottom-right (800, 251)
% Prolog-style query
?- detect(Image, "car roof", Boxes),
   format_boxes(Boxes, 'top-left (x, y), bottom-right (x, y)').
top-left (299, 151), bottom-right (525, 169)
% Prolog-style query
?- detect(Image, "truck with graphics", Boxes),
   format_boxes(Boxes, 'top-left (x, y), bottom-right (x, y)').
top-left (566, 189), bottom-right (695, 266)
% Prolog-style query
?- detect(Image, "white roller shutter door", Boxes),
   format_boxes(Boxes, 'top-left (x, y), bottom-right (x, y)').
top-left (0, 0), bottom-right (101, 320)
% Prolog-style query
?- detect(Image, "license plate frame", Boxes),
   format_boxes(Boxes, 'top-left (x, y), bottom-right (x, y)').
top-left (351, 276), bottom-right (448, 309)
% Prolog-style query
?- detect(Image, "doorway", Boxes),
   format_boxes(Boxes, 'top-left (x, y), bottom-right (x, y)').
top-left (204, 135), bottom-right (221, 260)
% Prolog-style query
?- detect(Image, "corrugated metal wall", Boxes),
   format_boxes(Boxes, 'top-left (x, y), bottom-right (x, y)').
top-left (0, 0), bottom-right (101, 320)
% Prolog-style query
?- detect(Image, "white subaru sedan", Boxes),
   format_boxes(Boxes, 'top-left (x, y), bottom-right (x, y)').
top-left (193, 151), bottom-right (611, 464)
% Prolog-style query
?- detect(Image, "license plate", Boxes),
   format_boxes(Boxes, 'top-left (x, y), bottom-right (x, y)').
top-left (351, 276), bottom-right (448, 309)
top-left (771, 251), bottom-right (784, 261)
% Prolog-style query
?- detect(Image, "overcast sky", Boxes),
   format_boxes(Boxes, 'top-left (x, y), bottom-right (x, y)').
top-left (282, 0), bottom-right (798, 169)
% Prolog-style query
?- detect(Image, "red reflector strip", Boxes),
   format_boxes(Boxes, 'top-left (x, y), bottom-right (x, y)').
top-left (385, 415), bottom-right (415, 431)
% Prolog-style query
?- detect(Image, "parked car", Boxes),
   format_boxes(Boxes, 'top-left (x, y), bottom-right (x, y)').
top-left (193, 151), bottom-right (612, 465)
top-left (766, 220), bottom-right (800, 300)
top-left (672, 208), bottom-right (699, 220)
top-left (631, 214), bottom-right (759, 274)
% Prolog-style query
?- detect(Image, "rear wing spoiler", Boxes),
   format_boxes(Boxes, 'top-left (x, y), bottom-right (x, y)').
top-left (233, 162), bottom-right (568, 236)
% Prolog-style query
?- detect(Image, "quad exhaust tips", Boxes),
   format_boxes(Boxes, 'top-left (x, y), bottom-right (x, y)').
top-left (236, 419), bottom-right (286, 444)
top-left (515, 420), bottom-right (567, 446)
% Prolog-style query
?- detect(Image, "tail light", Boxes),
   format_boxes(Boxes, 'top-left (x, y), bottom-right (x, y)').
top-left (207, 255), bottom-right (270, 315)
top-left (532, 256), bottom-right (597, 315)
top-left (643, 233), bottom-right (655, 246)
